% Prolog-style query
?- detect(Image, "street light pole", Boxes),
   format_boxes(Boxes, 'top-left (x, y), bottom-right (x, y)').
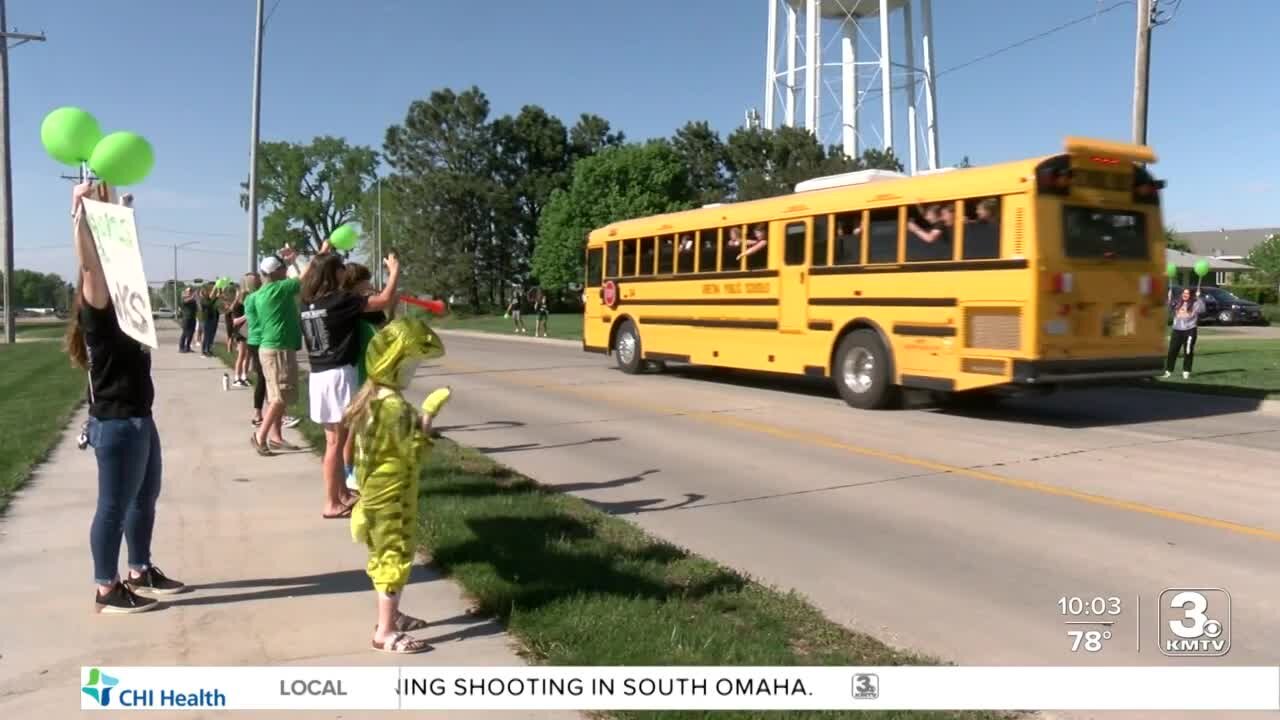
top-left (1131, 0), bottom-right (1154, 146)
top-left (245, 0), bottom-right (265, 274)
top-left (0, 0), bottom-right (46, 344)
top-left (171, 241), bottom-right (198, 312)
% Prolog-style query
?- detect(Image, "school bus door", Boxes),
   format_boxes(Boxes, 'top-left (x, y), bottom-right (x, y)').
top-left (778, 220), bottom-right (809, 333)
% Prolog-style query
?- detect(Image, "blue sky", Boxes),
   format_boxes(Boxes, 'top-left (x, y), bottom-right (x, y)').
top-left (8, 0), bottom-right (1278, 284)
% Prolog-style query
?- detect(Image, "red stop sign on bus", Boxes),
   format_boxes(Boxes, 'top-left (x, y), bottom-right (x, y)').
top-left (601, 280), bottom-right (618, 309)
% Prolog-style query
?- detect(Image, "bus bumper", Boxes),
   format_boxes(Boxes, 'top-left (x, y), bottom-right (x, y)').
top-left (1011, 356), bottom-right (1165, 384)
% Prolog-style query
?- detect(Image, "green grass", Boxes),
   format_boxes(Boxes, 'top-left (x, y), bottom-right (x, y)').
top-left (0, 340), bottom-right (86, 512)
top-left (13, 323), bottom-right (67, 339)
top-left (1149, 338), bottom-right (1280, 399)
top-left (212, 348), bottom-right (1008, 720)
top-left (432, 312), bottom-right (583, 341)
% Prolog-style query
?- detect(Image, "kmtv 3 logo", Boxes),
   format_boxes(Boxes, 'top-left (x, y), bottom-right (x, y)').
top-left (82, 668), bottom-right (120, 706)
top-left (1159, 588), bottom-right (1231, 656)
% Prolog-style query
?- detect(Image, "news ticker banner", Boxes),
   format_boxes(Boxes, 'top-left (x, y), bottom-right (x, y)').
top-left (80, 666), bottom-right (1280, 711)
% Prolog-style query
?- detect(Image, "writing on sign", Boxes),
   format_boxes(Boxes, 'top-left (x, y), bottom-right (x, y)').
top-left (81, 199), bottom-right (157, 348)
top-left (701, 282), bottom-right (772, 295)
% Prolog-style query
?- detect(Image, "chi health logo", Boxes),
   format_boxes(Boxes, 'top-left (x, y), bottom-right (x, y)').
top-left (82, 668), bottom-right (120, 706)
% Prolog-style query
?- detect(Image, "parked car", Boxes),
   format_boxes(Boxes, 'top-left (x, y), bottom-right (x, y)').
top-left (1168, 286), bottom-right (1267, 326)
top-left (153, 308), bottom-right (176, 319)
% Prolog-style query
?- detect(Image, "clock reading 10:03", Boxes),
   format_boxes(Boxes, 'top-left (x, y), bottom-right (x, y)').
top-left (1058, 596), bottom-right (1122, 616)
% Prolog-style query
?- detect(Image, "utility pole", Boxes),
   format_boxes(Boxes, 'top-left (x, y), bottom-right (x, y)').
top-left (0, 0), bottom-right (46, 344)
top-left (1131, 0), bottom-right (1154, 146)
top-left (245, 0), bottom-right (265, 274)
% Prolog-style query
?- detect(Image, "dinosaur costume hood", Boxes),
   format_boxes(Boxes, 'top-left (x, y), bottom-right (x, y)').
top-left (364, 316), bottom-right (446, 390)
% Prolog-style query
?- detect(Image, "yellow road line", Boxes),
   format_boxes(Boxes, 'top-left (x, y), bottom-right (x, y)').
top-left (439, 360), bottom-right (1280, 543)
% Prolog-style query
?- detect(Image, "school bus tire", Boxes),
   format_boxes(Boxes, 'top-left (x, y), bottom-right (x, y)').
top-left (613, 320), bottom-right (644, 374)
top-left (833, 329), bottom-right (898, 410)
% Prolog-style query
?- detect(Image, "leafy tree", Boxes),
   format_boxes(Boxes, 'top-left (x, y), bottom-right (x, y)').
top-left (569, 113), bottom-right (625, 160)
top-left (5, 269), bottom-right (69, 308)
top-left (383, 86), bottom-right (500, 306)
top-left (671, 121), bottom-right (729, 206)
top-left (240, 136), bottom-right (378, 255)
top-left (1245, 232), bottom-right (1280, 284)
top-left (725, 127), bottom-right (904, 201)
top-left (492, 106), bottom-right (574, 285)
top-left (533, 141), bottom-right (696, 290)
top-left (1165, 226), bottom-right (1192, 252)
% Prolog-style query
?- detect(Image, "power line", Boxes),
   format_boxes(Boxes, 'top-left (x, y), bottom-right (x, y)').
top-left (265, 0), bottom-right (284, 27)
top-left (140, 225), bottom-right (239, 238)
top-left (938, 1), bottom-right (1133, 77)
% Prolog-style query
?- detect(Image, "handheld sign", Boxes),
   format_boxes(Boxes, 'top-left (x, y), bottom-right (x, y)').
top-left (81, 199), bottom-right (158, 348)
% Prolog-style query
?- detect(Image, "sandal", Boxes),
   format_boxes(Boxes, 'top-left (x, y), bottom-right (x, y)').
top-left (371, 632), bottom-right (432, 655)
top-left (322, 498), bottom-right (358, 519)
top-left (392, 613), bottom-right (430, 632)
top-left (269, 440), bottom-right (305, 452)
top-left (250, 433), bottom-right (273, 457)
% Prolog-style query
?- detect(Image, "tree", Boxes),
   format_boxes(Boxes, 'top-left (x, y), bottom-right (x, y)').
top-left (383, 86), bottom-right (501, 306)
top-left (240, 136), bottom-right (378, 255)
top-left (724, 126), bottom-right (903, 201)
top-left (491, 106), bottom-right (574, 286)
top-left (569, 113), bottom-right (625, 160)
top-left (671, 121), bottom-right (729, 206)
top-left (5, 269), bottom-right (69, 308)
top-left (533, 141), bottom-right (697, 290)
top-left (1165, 226), bottom-right (1192, 252)
top-left (1245, 232), bottom-right (1280, 284)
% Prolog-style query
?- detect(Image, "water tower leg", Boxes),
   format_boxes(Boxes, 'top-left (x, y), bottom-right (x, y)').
top-left (804, 0), bottom-right (820, 134)
top-left (785, 0), bottom-right (798, 126)
top-left (878, 0), bottom-right (893, 154)
top-left (920, 0), bottom-right (940, 168)
top-left (765, 0), bottom-right (778, 129)
top-left (841, 19), bottom-right (857, 158)
top-left (902, 0), bottom-right (919, 174)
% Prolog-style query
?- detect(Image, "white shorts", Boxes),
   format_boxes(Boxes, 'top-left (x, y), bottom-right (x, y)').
top-left (309, 365), bottom-right (357, 425)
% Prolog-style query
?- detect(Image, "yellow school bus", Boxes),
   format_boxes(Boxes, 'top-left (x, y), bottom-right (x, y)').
top-left (580, 137), bottom-right (1168, 409)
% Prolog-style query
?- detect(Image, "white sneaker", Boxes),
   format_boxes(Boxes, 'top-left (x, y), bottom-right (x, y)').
top-left (1162, 371), bottom-right (1171, 378)
top-left (282, 416), bottom-right (301, 429)
top-left (344, 470), bottom-right (358, 491)
top-left (1182, 371), bottom-right (1190, 379)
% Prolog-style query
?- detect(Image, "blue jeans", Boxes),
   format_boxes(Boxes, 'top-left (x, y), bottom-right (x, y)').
top-left (89, 416), bottom-right (162, 585)
top-left (201, 317), bottom-right (218, 354)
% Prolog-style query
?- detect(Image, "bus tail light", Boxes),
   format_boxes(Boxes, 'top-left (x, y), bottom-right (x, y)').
top-left (1050, 272), bottom-right (1074, 294)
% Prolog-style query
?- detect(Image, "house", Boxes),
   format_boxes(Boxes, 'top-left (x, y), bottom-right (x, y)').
top-left (1165, 249), bottom-right (1252, 287)
top-left (1171, 227), bottom-right (1279, 264)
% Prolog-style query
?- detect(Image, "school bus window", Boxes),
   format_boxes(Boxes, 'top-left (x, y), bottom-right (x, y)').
top-left (604, 241), bottom-right (619, 278)
top-left (833, 212), bottom-right (862, 265)
top-left (638, 237), bottom-right (656, 276)
top-left (722, 226), bottom-right (744, 271)
top-left (586, 247), bottom-right (603, 287)
top-left (743, 223), bottom-right (770, 270)
top-left (1063, 207), bottom-right (1148, 259)
top-left (676, 233), bottom-right (695, 273)
top-left (867, 208), bottom-right (900, 264)
top-left (812, 214), bottom-right (830, 266)
top-left (906, 203), bottom-right (954, 262)
top-left (697, 229), bottom-right (719, 272)
top-left (784, 222), bottom-right (806, 265)
top-left (657, 235), bottom-right (675, 274)
top-left (621, 238), bottom-right (637, 276)
top-left (963, 197), bottom-right (1001, 260)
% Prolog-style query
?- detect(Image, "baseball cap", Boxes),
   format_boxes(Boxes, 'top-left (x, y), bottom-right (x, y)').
top-left (259, 255), bottom-right (284, 274)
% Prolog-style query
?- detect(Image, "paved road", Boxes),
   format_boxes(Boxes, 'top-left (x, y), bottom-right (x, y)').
top-left (421, 332), bottom-right (1280, 679)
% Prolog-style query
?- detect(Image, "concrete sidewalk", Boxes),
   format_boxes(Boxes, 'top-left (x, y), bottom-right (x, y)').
top-left (0, 327), bottom-right (579, 719)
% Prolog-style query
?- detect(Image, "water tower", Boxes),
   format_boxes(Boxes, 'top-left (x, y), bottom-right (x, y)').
top-left (763, 0), bottom-right (941, 173)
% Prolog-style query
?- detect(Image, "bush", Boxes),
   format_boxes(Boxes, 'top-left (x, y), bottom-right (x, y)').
top-left (1263, 305), bottom-right (1280, 324)
top-left (1223, 285), bottom-right (1279, 305)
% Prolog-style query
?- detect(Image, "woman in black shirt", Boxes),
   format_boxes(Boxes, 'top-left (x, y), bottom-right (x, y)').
top-left (225, 284), bottom-right (250, 386)
top-left (178, 287), bottom-right (197, 353)
top-left (65, 182), bottom-right (185, 614)
top-left (198, 284), bottom-right (221, 357)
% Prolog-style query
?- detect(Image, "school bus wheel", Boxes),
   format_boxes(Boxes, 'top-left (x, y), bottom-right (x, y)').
top-left (613, 320), bottom-right (644, 374)
top-left (833, 329), bottom-right (898, 410)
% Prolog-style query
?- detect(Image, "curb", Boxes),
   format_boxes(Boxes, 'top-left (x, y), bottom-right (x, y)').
top-left (435, 328), bottom-right (581, 349)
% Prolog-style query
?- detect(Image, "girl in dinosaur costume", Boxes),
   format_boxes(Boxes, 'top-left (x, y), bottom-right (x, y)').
top-left (343, 315), bottom-right (452, 654)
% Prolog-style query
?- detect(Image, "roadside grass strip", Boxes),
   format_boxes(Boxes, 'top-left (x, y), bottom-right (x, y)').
top-left (0, 339), bottom-right (86, 512)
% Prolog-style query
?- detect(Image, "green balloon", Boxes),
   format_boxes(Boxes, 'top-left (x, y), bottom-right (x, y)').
top-left (40, 107), bottom-right (103, 166)
top-left (1193, 259), bottom-right (1210, 277)
top-left (89, 131), bottom-right (155, 186)
top-left (1165, 262), bottom-right (1177, 278)
top-left (330, 224), bottom-right (359, 251)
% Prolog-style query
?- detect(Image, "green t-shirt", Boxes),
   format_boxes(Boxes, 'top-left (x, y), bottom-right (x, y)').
top-left (243, 291), bottom-right (261, 346)
top-left (253, 277), bottom-right (302, 350)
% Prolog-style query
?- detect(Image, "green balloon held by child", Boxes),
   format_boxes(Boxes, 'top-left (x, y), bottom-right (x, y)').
top-left (40, 107), bottom-right (103, 166)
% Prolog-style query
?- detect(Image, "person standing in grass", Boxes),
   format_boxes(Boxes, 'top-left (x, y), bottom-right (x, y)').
top-left (1166, 287), bottom-right (1206, 379)
top-left (65, 181), bottom-right (186, 614)
top-left (177, 286), bottom-right (198, 353)
top-left (344, 317), bottom-right (452, 653)
top-left (533, 289), bottom-right (550, 338)
top-left (300, 246), bottom-right (401, 519)
top-left (505, 293), bottom-right (526, 334)
top-left (236, 272), bottom-right (267, 425)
